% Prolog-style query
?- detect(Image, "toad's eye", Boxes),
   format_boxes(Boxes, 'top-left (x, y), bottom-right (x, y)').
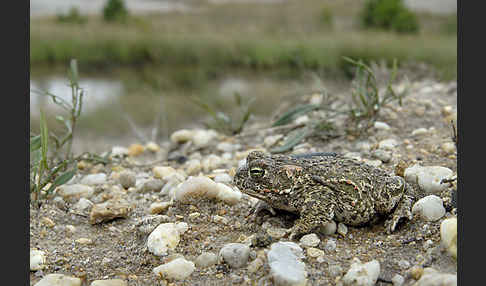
top-left (249, 167), bottom-right (265, 178)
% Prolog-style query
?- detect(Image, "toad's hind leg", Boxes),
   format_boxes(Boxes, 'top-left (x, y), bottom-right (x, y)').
top-left (383, 183), bottom-right (414, 233)
top-left (288, 188), bottom-right (335, 240)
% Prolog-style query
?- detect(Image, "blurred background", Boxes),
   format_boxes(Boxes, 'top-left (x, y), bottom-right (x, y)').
top-left (30, 0), bottom-right (457, 153)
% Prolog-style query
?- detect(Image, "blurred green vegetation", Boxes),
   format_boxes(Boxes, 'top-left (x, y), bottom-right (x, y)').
top-left (361, 0), bottom-right (419, 33)
top-left (31, 0), bottom-right (457, 80)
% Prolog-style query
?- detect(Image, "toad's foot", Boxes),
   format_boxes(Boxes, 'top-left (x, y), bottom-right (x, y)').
top-left (384, 193), bottom-right (413, 234)
top-left (247, 200), bottom-right (277, 222)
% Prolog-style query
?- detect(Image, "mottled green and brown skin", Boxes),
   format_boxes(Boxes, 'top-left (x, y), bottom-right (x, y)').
top-left (233, 151), bottom-right (415, 239)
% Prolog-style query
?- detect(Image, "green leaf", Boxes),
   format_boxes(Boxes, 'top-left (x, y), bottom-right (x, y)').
top-left (31, 149), bottom-right (42, 166)
top-left (30, 135), bottom-right (41, 152)
top-left (270, 127), bottom-right (312, 153)
top-left (47, 170), bottom-right (76, 194)
top-left (39, 110), bottom-right (49, 169)
top-left (272, 104), bottom-right (320, 127)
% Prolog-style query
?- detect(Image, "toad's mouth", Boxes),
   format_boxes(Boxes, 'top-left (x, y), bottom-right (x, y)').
top-left (238, 188), bottom-right (269, 201)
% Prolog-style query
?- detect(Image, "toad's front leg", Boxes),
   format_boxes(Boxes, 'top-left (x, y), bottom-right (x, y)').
top-left (288, 191), bottom-right (336, 240)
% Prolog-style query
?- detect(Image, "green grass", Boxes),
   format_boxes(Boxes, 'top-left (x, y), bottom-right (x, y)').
top-left (30, 0), bottom-right (456, 80)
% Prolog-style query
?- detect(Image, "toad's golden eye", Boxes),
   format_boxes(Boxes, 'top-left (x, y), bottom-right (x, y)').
top-left (249, 167), bottom-right (265, 178)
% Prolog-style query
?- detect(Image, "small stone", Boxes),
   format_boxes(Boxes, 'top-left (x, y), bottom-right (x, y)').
top-left (41, 217), bottom-right (55, 228)
top-left (30, 249), bottom-right (46, 271)
top-left (149, 201), bottom-right (172, 214)
top-left (184, 159), bottom-right (202, 175)
top-left (378, 138), bottom-right (399, 150)
top-left (110, 146), bottom-right (129, 157)
top-left (267, 242), bottom-right (307, 286)
top-left (34, 274), bottom-right (82, 286)
top-left (363, 159), bottom-right (382, 167)
top-left (56, 184), bottom-right (94, 200)
top-left (404, 165), bottom-right (453, 194)
top-left (414, 268), bottom-right (456, 286)
top-left (319, 221), bottom-right (337, 235)
top-left (374, 121), bottom-right (391, 130)
top-left (247, 258), bottom-right (264, 273)
top-left (65, 225), bottom-right (76, 234)
top-left (153, 257), bottom-right (195, 280)
top-left (408, 265), bottom-right (424, 280)
top-left (90, 279), bottom-right (127, 286)
top-left (299, 233), bottom-right (320, 248)
top-left (213, 173), bottom-right (232, 184)
top-left (140, 179), bottom-right (165, 193)
top-left (324, 238), bottom-right (337, 252)
top-left (441, 106), bottom-right (453, 116)
top-left (153, 166), bottom-right (178, 181)
top-left (337, 223), bottom-right (348, 236)
top-left (412, 195), bottom-right (445, 221)
top-left (188, 212), bottom-right (200, 219)
top-left (128, 144), bottom-right (145, 156)
top-left (216, 142), bottom-right (239, 153)
top-left (145, 141), bottom-right (161, 153)
top-left (89, 199), bottom-right (131, 224)
top-left (441, 142), bottom-right (456, 154)
top-left (175, 222), bottom-right (189, 234)
top-left (398, 259), bottom-right (410, 270)
top-left (440, 217), bottom-right (457, 259)
top-left (342, 258), bottom-right (380, 286)
top-left (201, 154), bottom-right (224, 172)
top-left (174, 176), bottom-right (241, 205)
top-left (219, 243), bottom-right (251, 268)
top-left (195, 252), bottom-right (218, 268)
top-left (356, 141), bottom-right (372, 152)
top-left (71, 198), bottom-right (93, 214)
top-left (192, 129), bottom-right (219, 149)
top-left (118, 170), bottom-right (136, 189)
top-left (75, 238), bottom-right (93, 245)
top-left (411, 128), bottom-right (428, 136)
top-left (306, 247), bottom-right (325, 258)
top-left (212, 215), bottom-right (229, 224)
top-left (170, 129), bottom-right (193, 144)
top-left (328, 264), bottom-right (343, 278)
top-left (391, 274), bottom-right (404, 286)
top-left (79, 173), bottom-right (107, 185)
top-left (295, 115), bottom-right (310, 124)
top-left (372, 149), bottom-right (392, 163)
top-left (147, 223), bottom-right (182, 256)
top-left (266, 227), bottom-right (288, 240)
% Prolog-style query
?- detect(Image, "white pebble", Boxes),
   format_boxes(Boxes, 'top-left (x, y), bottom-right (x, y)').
top-left (219, 243), bottom-right (251, 268)
top-left (149, 201), bottom-right (172, 214)
top-left (30, 249), bottom-right (46, 271)
top-left (337, 223), bottom-right (348, 236)
top-left (320, 221), bottom-right (337, 235)
top-left (110, 146), bottom-right (129, 157)
top-left (118, 170), bottom-right (136, 189)
top-left (184, 159), bottom-right (202, 175)
top-left (440, 217), bottom-right (457, 259)
top-left (412, 195), bottom-right (445, 221)
top-left (71, 198), bottom-right (93, 213)
top-left (411, 128), bottom-right (429, 136)
top-left (153, 257), bottom-right (195, 280)
top-left (378, 138), bottom-right (399, 150)
top-left (175, 222), bottom-right (189, 234)
top-left (90, 279), bottom-right (127, 286)
top-left (213, 173), bottom-right (232, 184)
top-left (56, 184), bottom-right (94, 200)
top-left (192, 129), bottom-right (219, 149)
top-left (34, 274), bottom-right (81, 286)
top-left (201, 154), bottom-right (224, 172)
top-left (216, 142), bottom-right (240, 153)
top-left (391, 274), bottom-right (405, 286)
top-left (404, 165), bottom-right (453, 194)
top-left (153, 166), bottom-right (183, 182)
top-left (441, 142), bottom-right (456, 154)
top-left (174, 176), bottom-right (241, 205)
top-left (147, 223), bottom-right (181, 256)
top-left (79, 173), bottom-right (106, 185)
top-left (374, 121), bottom-right (391, 130)
top-left (342, 258), bottom-right (380, 286)
top-left (299, 233), bottom-right (320, 248)
top-left (195, 252), bottom-right (218, 268)
top-left (324, 238), bottom-right (337, 252)
top-left (267, 242), bottom-right (307, 286)
top-left (170, 129), bottom-right (193, 144)
top-left (414, 268), bottom-right (456, 286)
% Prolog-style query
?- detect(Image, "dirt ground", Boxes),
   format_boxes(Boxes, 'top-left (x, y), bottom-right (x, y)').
top-left (29, 71), bottom-right (457, 285)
